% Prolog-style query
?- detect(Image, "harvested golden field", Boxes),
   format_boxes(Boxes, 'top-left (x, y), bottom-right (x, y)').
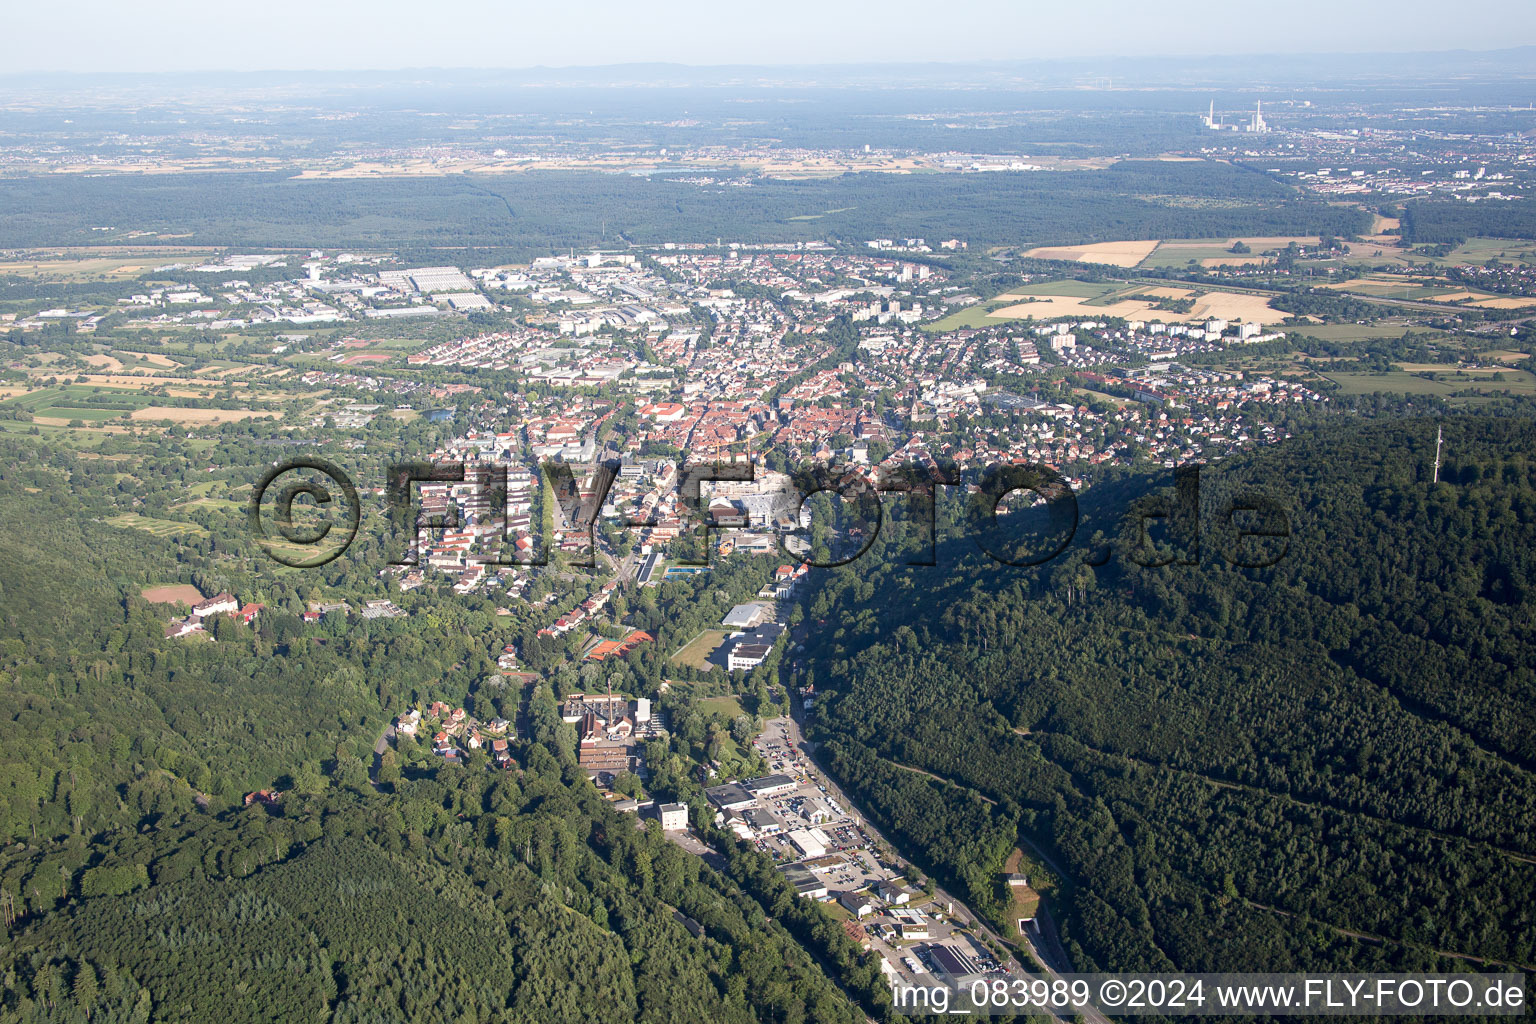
top-left (32, 417), bottom-right (105, 427)
top-left (80, 374), bottom-right (247, 390)
top-left (989, 296), bottom-right (1126, 319)
top-left (1471, 296), bottom-right (1536, 309)
top-left (1022, 240), bottom-right (1160, 267)
top-left (129, 407), bottom-right (276, 424)
top-left (83, 354), bottom-right (125, 371)
top-left (196, 364), bottom-right (263, 377)
top-left (1191, 291), bottom-right (1287, 323)
top-left (0, 257), bottom-right (156, 279)
top-left (988, 286), bottom-right (1286, 325)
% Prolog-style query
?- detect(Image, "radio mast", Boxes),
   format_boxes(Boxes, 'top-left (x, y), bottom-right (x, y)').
top-left (1432, 425), bottom-right (1444, 484)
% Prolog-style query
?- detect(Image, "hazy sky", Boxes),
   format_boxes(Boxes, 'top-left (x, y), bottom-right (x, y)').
top-left (12, 0), bottom-right (1536, 74)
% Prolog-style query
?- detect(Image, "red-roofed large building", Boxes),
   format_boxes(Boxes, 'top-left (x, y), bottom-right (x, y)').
top-left (638, 402), bottom-right (687, 423)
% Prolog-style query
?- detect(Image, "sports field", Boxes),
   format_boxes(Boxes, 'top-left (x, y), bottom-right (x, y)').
top-left (670, 629), bottom-right (730, 670)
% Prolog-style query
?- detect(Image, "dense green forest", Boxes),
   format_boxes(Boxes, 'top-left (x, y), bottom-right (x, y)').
top-left (1401, 199), bottom-right (1536, 245)
top-left (0, 164), bottom-right (1368, 251)
top-left (796, 415), bottom-right (1536, 977)
top-left (0, 754), bottom-right (873, 1023)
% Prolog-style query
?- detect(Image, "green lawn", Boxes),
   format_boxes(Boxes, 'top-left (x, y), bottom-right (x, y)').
top-left (1443, 238), bottom-right (1536, 267)
top-left (670, 629), bottom-right (730, 670)
top-left (1340, 281), bottom-right (1470, 301)
top-left (1138, 243), bottom-right (1241, 269)
top-left (1008, 279), bottom-right (1115, 299)
top-left (925, 298), bottom-right (1016, 332)
top-left (1294, 324), bottom-right (1423, 343)
top-left (43, 407), bottom-right (130, 422)
top-left (698, 695), bottom-right (747, 720)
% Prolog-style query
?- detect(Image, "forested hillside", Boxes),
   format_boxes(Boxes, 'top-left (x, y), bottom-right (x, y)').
top-left (0, 430), bottom-right (889, 1024)
top-left (0, 755), bottom-right (867, 1023)
top-left (797, 415), bottom-right (1536, 976)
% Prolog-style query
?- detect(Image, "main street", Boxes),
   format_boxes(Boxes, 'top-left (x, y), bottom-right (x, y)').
top-left (769, 713), bottom-right (1026, 968)
top-left (772, 709), bottom-right (1115, 1024)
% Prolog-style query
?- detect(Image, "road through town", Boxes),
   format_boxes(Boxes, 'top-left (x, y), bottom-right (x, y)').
top-left (774, 709), bottom-right (1115, 1024)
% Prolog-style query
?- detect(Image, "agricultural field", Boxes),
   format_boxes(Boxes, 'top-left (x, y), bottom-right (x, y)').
top-left (1321, 273), bottom-right (1536, 308)
top-left (1321, 277), bottom-right (1466, 300)
top-left (1444, 237), bottom-right (1536, 266)
top-left (1023, 236), bottom-right (1334, 270)
top-left (1327, 236), bottom-right (1536, 269)
top-left (127, 406), bottom-right (277, 424)
top-left (1137, 236), bottom-right (1321, 269)
top-left (1016, 233), bottom-right (1524, 273)
top-left (1292, 323), bottom-right (1423, 342)
top-left (103, 351), bottom-right (191, 373)
top-left (0, 248), bottom-right (214, 280)
top-left (0, 380), bottom-right (287, 428)
top-left (106, 513), bottom-right (207, 537)
top-left (0, 383), bottom-right (161, 425)
top-left (1322, 368), bottom-right (1536, 399)
top-left (985, 281), bottom-right (1284, 325)
top-left (1010, 280), bottom-right (1114, 299)
top-left (929, 275), bottom-right (1290, 331)
top-left (1341, 236), bottom-right (1421, 266)
top-left (1021, 240), bottom-right (1160, 267)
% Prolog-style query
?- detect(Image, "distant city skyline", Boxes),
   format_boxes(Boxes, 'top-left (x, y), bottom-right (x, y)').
top-left (9, 0), bottom-right (1536, 75)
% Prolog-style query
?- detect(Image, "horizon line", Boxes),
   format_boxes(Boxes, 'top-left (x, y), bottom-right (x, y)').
top-left (4, 44), bottom-right (1535, 81)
